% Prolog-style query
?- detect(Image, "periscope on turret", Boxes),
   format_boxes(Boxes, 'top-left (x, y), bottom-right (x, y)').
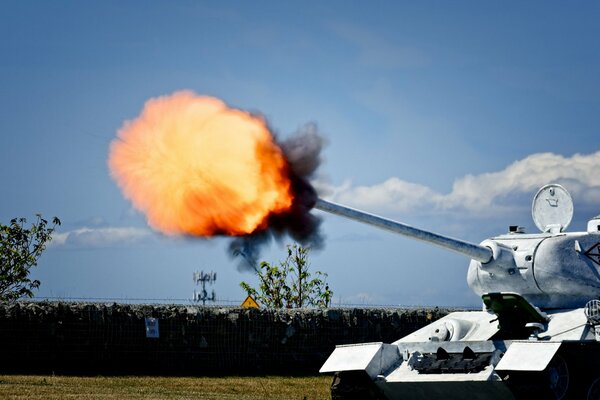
top-left (317, 184), bottom-right (600, 400)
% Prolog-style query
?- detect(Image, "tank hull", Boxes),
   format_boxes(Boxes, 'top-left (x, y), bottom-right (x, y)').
top-left (321, 297), bottom-right (600, 400)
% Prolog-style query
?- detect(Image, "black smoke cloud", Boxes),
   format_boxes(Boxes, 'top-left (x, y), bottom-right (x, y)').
top-left (229, 123), bottom-right (325, 271)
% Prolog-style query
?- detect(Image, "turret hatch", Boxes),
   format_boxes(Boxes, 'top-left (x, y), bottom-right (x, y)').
top-left (532, 184), bottom-right (573, 234)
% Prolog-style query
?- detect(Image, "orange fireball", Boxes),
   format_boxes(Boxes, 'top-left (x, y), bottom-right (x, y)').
top-left (108, 91), bottom-right (293, 236)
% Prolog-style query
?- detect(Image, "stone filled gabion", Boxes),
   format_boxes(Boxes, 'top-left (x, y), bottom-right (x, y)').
top-left (0, 301), bottom-right (453, 375)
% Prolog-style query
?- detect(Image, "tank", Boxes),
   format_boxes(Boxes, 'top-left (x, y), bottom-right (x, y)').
top-left (317, 184), bottom-right (600, 400)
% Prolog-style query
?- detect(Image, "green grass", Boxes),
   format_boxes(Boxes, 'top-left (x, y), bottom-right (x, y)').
top-left (0, 375), bottom-right (332, 400)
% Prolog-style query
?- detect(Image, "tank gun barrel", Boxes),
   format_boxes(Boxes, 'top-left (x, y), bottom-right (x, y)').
top-left (315, 198), bottom-right (493, 263)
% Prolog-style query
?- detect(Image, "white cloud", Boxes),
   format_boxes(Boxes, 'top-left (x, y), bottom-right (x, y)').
top-left (51, 227), bottom-right (153, 249)
top-left (320, 150), bottom-right (600, 216)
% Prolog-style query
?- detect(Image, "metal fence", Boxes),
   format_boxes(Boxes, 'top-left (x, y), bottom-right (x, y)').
top-left (30, 296), bottom-right (478, 309)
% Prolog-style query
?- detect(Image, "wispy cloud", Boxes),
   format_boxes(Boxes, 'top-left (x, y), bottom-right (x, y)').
top-left (51, 227), bottom-right (153, 249)
top-left (329, 22), bottom-right (429, 69)
top-left (318, 150), bottom-right (600, 216)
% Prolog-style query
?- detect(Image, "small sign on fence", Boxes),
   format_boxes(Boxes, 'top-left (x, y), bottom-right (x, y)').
top-left (241, 295), bottom-right (259, 309)
top-left (145, 317), bottom-right (160, 338)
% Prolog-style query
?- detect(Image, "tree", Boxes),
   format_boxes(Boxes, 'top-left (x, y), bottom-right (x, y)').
top-left (240, 243), bottom-right (333, 308)
top-left (0, 215), bottom-right (61, 304)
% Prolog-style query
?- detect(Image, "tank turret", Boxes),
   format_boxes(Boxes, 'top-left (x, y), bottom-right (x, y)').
top-left (315, 184), bottom-right (600, 310)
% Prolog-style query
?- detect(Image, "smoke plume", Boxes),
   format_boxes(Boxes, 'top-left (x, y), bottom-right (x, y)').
top-left (229, 123), bottom-right (326, 271)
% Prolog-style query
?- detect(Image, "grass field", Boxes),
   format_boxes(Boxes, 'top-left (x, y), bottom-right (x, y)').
top-left (0, 375), bottom-right (332, 400)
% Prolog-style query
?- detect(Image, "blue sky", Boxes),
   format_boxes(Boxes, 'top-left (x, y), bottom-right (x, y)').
top-left (2, 1), bottom-right (600, 307)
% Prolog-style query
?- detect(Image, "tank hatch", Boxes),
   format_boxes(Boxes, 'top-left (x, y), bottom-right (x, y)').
top-left (532, 184), bottom-right (573, 233)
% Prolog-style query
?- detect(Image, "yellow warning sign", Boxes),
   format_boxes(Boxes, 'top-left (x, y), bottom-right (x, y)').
top-left (241, 295), bottom-right (260, 308)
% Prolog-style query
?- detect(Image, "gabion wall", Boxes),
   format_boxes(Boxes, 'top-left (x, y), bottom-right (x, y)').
top-left (0, 302), bottom-right (450, 375)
